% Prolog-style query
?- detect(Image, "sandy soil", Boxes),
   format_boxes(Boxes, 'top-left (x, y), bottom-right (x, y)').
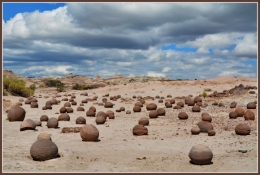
top-left (2, 76), bottom-right (258, 172)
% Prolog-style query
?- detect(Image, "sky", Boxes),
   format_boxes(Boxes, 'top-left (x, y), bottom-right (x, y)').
top-left (3, 2), bottom-right (258, 79)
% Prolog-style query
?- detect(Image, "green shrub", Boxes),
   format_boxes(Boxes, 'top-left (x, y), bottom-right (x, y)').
top-left (29, 84), bottom-right (36, 90)
top-left (3, 89), bottom-right (8, 96)
top-left (202, 91), bottom-right (207, 98)
top-left (72, 83), bottom-right (96, 90)
top-left (38, 84), bottom-right (46, 88)
top-left (3, 75), bottom-right (34, 97)
top-left (44, 79), bottom-right (63, 87)
top-left (56, 83), bottom-right (65, 92)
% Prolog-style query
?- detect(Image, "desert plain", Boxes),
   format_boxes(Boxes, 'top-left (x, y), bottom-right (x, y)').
top-left (2, 74), bottom-right (258, 173)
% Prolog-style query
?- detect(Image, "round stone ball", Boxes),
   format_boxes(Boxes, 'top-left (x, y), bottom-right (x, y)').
top-left (96, 116), bottom-right (106, 125)
top-left (104, 102), bottom-right (113, 108)
top-left (40, 115), bottom-right (49, 122)
top-left (165, 102), bottom-right (172, 108)
top-left (149, 110), bottom-right (158, 118)
top-left (59, 107), bottom-right (67, 113)
top-left (139, 99), bottom-right (145, 104)
top-left (192, 105), bottom-right (201, 112)
top-left (47, 117), bottom-right (59, 128)
top-left (135, 101), bottom-right (143, 107)
top-left (157, 108), bottom-right (166, 116)
top-left (194, 96), bottom-right (202, 103)
top-left (169, 99), bottom-right (175, 104)
top-left (80, 124), bottom-right (99, 141)
top-left (25, 99), bottom-right (31, 104)
top-left (31, 98), bottom-right (38, 102)
top-left (116, 109), bottom-right (121, 112)
top-left (187, 99), bottom-right (195, 106)
top-left (77, 106), bottom-right (85, 111)
top-left (76, 117), bottom-right (86, 124)
top-left (64, 102), bottom-right (71, 107)
top-left (107, 113), bottom-right (115, 119)
top-left (191, 127), bottom-right (200, 135)
top-left (71, 101), bottom-right (77, 105)
top-left (58, 113), bottom-right (70, 121)
top-left (173, 105), bottom-right (182, 109)
top-left (196, 102), bottom-right (202, 106)
top-left (30, 139), bottom-right (58, 161)
top-left (132, 124), bottom-right (148, 136)
top-left (51, 98), bottom-right (58, 105)
top-left (120, 107), bottom-right (125, 111)
top-left (167, 94), bottom-right (172, 98)
top-left (202, 114), bottom-right (212, 122)
top-left (247, 102), bottom-right (256, 109)
top-left (230, 101), bottom-right (237, 108)
top-left (66, 107), bottom-right (74, 113)
top-left (138, 118), bottom-right (149, 125)
top-left (82, 99), bottom-right (88, 103)
top-left (20, 119), bottom-right (36, 131)
top-left (229, 111), bottom-right (238, 119)
top-left (235, 107), bottom-right (245, 117)
top-left (146, 103), bottom-right (157, 111)
top-left (158, 99), bottom-right (163, 103)
top-left (86, 110), bottom-right (96, 117)
top-left (62, 98), bottom-right (68, 101)
top-left (189, 144), bottom-right (213, 165)
top-left (96, 111), bottom-right (107, 118)
top-left (30, 102), bottom-right (38, 108)
top-left (89, 106), bottom-right (96, 112)
top-left (185, 97), bottom-right (191, 104)
top-left (244, 110), bottom-right (255, 120)
top-left (7, 106), bottom-right (26, 122)
top-left (235, 124), bottom-right (251, 135)
top-left (218, 102), bottom-right (225, 107)
top-left (45, 105), bottom-right (52, 110)
top-left (208, 130), bottom-right (216, 136)
top-left (133, 106), bottom-right (141, 112)
top-left (177, 101), bottom-right (184, 107)
top-left (34, 120), bottom-right (42, 126)
top-left (37, 133), bottom-right (52, 140)
top-left (126, 110), bottom-right (131, 114)
top-left (198, 121), bottom-right (213, 132)
top-left (178, 112), bottom-right (188, 120)
top-left (42, 106), bottom-right (47, 110)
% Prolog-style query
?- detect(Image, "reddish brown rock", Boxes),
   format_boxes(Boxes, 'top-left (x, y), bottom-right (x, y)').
top-left (235, 124), bottom-right (251, 135)
top-left (20, 119), bottom-right (36, 131)
top-left (173, 105), bottom-right (182, 109)
top-left (146, 103), bottom-right (157, 111)
top-left (235, 107), bottom-right (245, 117)
top-left (157, 108), bottom-right (166, 116)
top-left (178, 112), bottom-right (188, 120)
top-left (7, 106), bottom-right (26, 122)
top-left (133, 106), bottom-right (141, 112)
top-left (132, 125), bottom-right (148, 136)
top-left (138, 118), bottom-right (149, 125)
top-left (76, 117), bottom-right (86, 124)
top-left (208, 130), bottom-right (216, 136)
top-left (47, 117), bottom-right (59, 128)
top-left (40, 115), bottom-right (49, 122)
top-left (149, 110), bottom-right (158, 118)
top-left (191, 127), bottom-right (200, 135)
top-left (192, 105), bottom-right (201, 112)
top-left (66, 107), bottom-right (74, 113)
top-left (58, 113), bottom-right (70, 121)
top-left (77, 106), bottom-right (85, 111)
top-left (189, 144), bottom-right (213, 165)
top-left (104, 102), bottom-right (114, 108)
top-left (30, 140), bottom-right (58, 161)
top-left (80, 124), bottom-right (99, 141)
top-left (89, 106), bottom-right (96, 112)
top-left (86, 110), bottom-right (96, 117)
top-left (247, 102), bottom-right (256, 109)
top-left (198, 121), bottom-right (213, 132)
top-left (244, 110), bottom-right (255, 120)
top-left (177, 101), bottom-right (184, 107)
top-left (135, 101), bottom-right (143, 107)
top-left (165, 102), bottom-right (172, 108)
top-left (229, 111), bottom-right (237, 119)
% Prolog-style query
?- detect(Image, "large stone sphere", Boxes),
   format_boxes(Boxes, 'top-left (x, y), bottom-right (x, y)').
top-left (191, 127), bottom-right (200, 135)
top-left (189, 144), bottom-right (213, 165)
top-left (138, 118), bottom-right (149, 125)
top-left (192, 105), bottom-right (201, 112)
top-left (7, 106), bottom-right (26, 122)
top-left (202, 113), bottom-right (212, 122)
top-left (146, 103), bottom-right (157, 111)
top-left (149, 110), bottom-right (158, 118)
top-left (194, 96), bottom-right (202, 103)
top-left (132, 124), bottom-right (148, 136)
top-left (157, 108), bottom-right (166, 116)
top-left (165, 102), bottom-right (172, 108)
top-left (59, 107), bottom-right (67, 113)
top-left (133, 106), bottom-right (141, 112)
top-left (66, 107), bottom-right (74, 113)
top-left (135, 102), bottom-right (143, 107)
top-left (30, 139), bottom-right (58, 161)
top-left (58, 113), bottom-right (70, 121)
top-left (96, 116), bottom-right (106, 125)
top-left (76, 117), bottom-right (86, 124)
top-left (40, 115), bottom-right (49, 122)
top-left (235, 107), bottom-right (245, 117)
top-left (229, 111), bottom-right (237, 119)
top-left (89, 106), bottom-right (96, 112)
top-left (20, 119), bottom-right (36, 131)
top-left (247, 102), bottom-right (256, 109)
top-left (77, 106), bottom-right (85, 111)
top-left (235, 124), bottom-right (251, 135)
top-left (80, 124), bottom-right (99, 141)
top-left (47, 117), bottom-right (59, 128)
top-left (86, 110), bottom-right (96, 117)
top-left (178, 112), bottom-right (188, 120)
top-left (244, 110), bottom-right (255, 120)
top-left (104, 102), bottom-right (113, 108)
top-left (177, 101), bottom-right (184, 107)
top-left (64, 102), bottom-right (71, 107)
top-left (198, 121), bottom-right (213, 132)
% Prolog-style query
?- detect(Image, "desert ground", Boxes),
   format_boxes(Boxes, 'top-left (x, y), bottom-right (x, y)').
top-left (2, 76), bottom-right (258, 172)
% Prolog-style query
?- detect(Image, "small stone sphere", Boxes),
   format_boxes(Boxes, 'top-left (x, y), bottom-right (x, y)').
top-left (196, 102), bottom-right (202, 106)
top-left (132, 124), bottom-right (148, 136)
top-left (244, 110), bottom-right (255, 120)
top-left (30, 140), bottom-right (58, 161)
top-left (25, 99), bottom-right (31, 104)
top-left (45, 105), bottom-right (52, 110)
top-left (146, 103), bottom-right (157, 111)
top-left (139, 99), bottom-right (145, 104)
top-left (157, 108), bottom-right (166, 116)
top-left (51, 98), bottom-right (58, 105)
top-left (42, 106), bottom-right (47, 110)
top-left (185, 97), bottom-right (191, 104)
top-left (120, 107), bottom-right (125, 111)
top-left (107, 113), bottom-right (115, 119)
top-left (66, 107), bottom-right (74, 113)
top-left (173, 105), bottom-right (182, 109)
top-left (89, 106), bottom-right (96, 112)
top-left (71, 101), bottom-right (77, 105)
top-left (165, 102), bottom-right (172, 108)
top-left (76, 117), bottom-right (86, 124)
top-left (60, 107), bottom-right (67, 113)
top-left (133, 106), bottom-right (141, 112)
top-left (235, 124), bottom-right (251, 135)
top-left (82, 99), bottom-right (88, 103)
top-left (178, 112), bottom-right (188, 120)
top-left (20, 119), bottom-right (36, 131)
top-left (135, 101), bottom-right (143, 107)
top-left (106, 110), bottom-right (114, 116)
top-left (64, 102), bottom-right (71, 107)
top-left (194, 96), bottom-right (202, 103)
top-left (116, 109), bottom-right (121, 112)
top-left (218, 102), bottom-right (225, 107)
top-left (34, 120), bottom-right (42, 126)
top-left (198, 121), bottom-right (213, 132)
top-left (80, 103), bottom-right (84, 106)
top-left (235, 107), bottom-right (245, 117)
top-left (47, 117), bottom-right (59, 128)
top-left (96, 111), bottom-right (107, 118)
top-left (169, 99), bottom-right (175, 104)
top-left (230, 102), bottom-right (237, 108)
top-left (208, 130), bottom-right (216, 136)
top-left (37, 133), bottom-right (52, 140)
top-left (138, 118), bottom-right (149, 125)
top-left (192, 105), bottom-right (201, 112)
top-left (177, 101), bottom-right (184, 107)
top-left (7, 106), bottom-right (26, 122)
top-left (187, 99), bottom-right (195, 106)
top-left (30, 98), bottom-right (37, 102)
top-left (31, 102), bottom-right (39, 108)
top-left (45, 100), bottom-right (53, 106)
top-left (167, 94), bottom-right (172, 98)
top-left (191, 127), bottom-right (200, 135)
top-left (189, 144), bottom-right (213, 165)
top-left (69, 98), bottom-right (74, 102)
top-left (149, 110), bottom-right (158, 118)
top-left (86, 110), bottom-right (96, 117)
top-left (247, 102), bottom-right (256, 109)
top-left (155, 95), bottom-right (160, 99)
top-left (202, 114), bottom-right (212, 122)
top-left (58, 113), bottom-right (70, 121)
top-left (229, 111), bottom-right (238, 119)
top-left (104, 102), bottom-right (113, 108)
top-left (77, 106), bottom-right (85, 111)
top-left (102, 98), bottom-right (108, 103)
top-left (80, 124), bottom-right (99, 141)
top-left (40, 115), bottom-right (49, 121)
top-left (126, 110), bottom-right (131, 114)
top-left (158, 99), bottom-right (163, 103)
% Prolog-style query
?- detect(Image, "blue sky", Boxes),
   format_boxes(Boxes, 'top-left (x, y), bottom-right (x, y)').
top-left (3, 3), bottom-right (257, 79)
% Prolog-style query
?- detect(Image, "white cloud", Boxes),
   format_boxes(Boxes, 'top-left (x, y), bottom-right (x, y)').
top-left (147, 71), bottom-right (165, 77)
top-left (197, 47), bottom-right (209, 54)
top-left (162, 67), bottom-right (171, 72)
top-left (116, 62), bottom-right (134, 67)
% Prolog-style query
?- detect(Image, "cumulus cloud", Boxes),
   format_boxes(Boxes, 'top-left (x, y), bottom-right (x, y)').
top-left (3, 3), bottom-right (257, 79)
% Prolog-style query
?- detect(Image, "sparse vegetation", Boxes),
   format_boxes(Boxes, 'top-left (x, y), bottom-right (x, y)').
top-left (44, 79), bottom-right (65, 92)
top-left (29, 84), bottom-right (36, 91)
top-left (38, 84), bottom-right (46, 88)
top-left (202, 91), bottom-right (207, 98)
top-left (72, 83), bottom-right (96, 90)
top-left (3, 75), bottom-right (34, 97)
